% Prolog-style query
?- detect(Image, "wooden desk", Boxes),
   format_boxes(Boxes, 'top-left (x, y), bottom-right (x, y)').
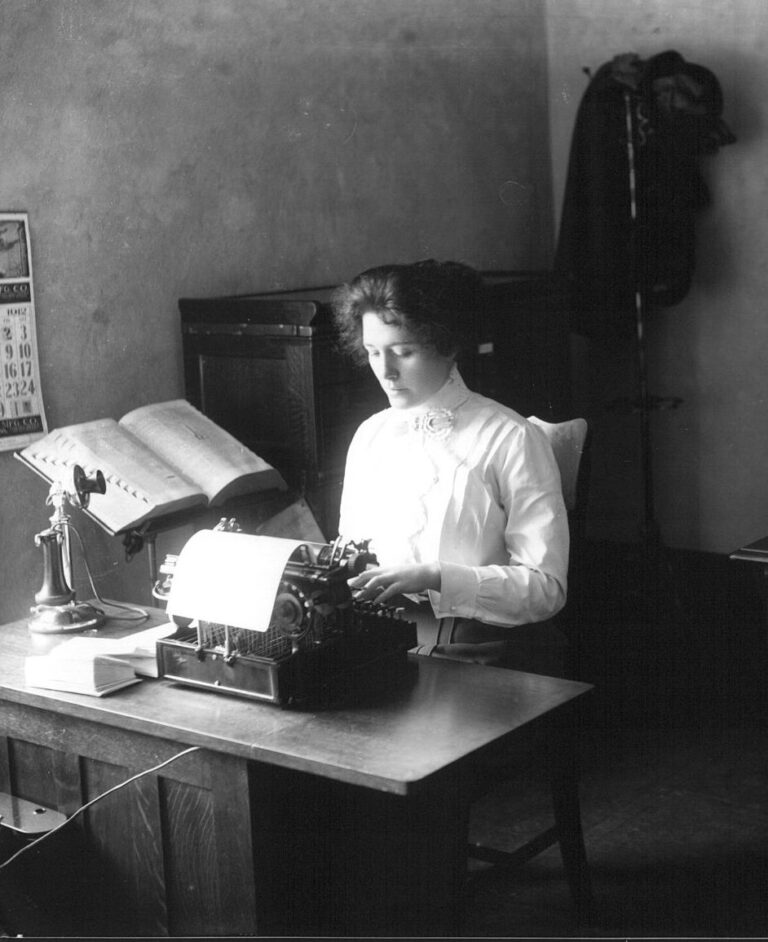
top-left (730, 535), bottom-right (768, 566)
top-left (730, 537), bottom-right (768, 639)
top-left (0, 610), bottom-right (592, 936)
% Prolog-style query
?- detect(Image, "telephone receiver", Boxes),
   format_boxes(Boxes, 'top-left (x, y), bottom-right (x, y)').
top-left (73, 465), bottom-right (106, 509)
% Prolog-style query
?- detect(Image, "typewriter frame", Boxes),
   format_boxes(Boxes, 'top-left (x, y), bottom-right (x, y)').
top-left (156, 537), bottom-right (417, 709)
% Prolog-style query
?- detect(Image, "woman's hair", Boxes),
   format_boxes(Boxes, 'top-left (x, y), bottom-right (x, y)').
top-left (331, 259), bottom-right (483, 365)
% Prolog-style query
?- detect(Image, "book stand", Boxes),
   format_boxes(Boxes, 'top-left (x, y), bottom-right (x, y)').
top-left (18, 448), bottom-right (297, 608)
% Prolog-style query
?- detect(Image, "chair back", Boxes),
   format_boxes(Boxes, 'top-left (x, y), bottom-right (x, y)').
top-left (527, 416), bottom-right (589, 513)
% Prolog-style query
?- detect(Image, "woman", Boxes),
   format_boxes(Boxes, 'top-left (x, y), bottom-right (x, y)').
top-left (331, 259), bottom-right (570, 674)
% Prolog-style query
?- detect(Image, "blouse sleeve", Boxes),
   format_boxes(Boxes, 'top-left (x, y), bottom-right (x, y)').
top-left (434, 422), bottom-right (569, 626)
top-left (337, 421), bottom-right (373, 542)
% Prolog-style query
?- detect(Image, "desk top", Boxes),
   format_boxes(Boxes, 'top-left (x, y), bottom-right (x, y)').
top-left (0, 609), bottom-right (592, 796)
top-left (730, 535), bottom-right (768, 564)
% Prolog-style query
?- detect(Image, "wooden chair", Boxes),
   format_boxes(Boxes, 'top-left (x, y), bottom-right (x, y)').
top-left (527, 415), bottom-right (592, 676)
top-left (527, 416), bottom-right (590, 517)
top-left (465, 416), bottom-right (596, 926)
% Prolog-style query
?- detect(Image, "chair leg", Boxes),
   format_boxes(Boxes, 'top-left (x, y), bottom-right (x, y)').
top-left (548, 730), bottom-right (597, 926)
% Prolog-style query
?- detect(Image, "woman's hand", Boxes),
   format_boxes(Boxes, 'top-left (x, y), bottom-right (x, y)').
top-left (347, 562), bottom-right (441, 605)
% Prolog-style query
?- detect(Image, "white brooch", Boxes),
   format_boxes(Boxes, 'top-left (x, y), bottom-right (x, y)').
top-left (412, 408), bottom-right (455, 440)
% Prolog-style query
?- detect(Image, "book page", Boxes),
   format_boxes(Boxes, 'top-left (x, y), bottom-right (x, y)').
top-left (119, 400), bottom-right (286, 503)
top-left (19, 418), bottom-right (204, 533)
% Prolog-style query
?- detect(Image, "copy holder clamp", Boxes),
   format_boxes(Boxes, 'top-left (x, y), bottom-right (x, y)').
top-left (28, 465), bottom-right (107, 634)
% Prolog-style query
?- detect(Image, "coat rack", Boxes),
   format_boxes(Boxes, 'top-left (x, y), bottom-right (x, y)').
top-left (622, 89), bottom-right (683, 550)
top-left (557, 52), bottom-right (734, 623)
top-left (619, 87), bottom-right (689, 623)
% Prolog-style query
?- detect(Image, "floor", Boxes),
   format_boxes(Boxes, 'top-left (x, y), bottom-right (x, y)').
top-left (461, 543), bottom-right (768, 940)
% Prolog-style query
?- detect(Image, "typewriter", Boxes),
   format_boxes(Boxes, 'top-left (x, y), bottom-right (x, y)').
top-left (155, 525), bottom-right (417, 709)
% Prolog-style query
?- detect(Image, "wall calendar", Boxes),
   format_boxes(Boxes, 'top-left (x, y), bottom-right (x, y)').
top-left (0, 212), bottom-right (47, 451)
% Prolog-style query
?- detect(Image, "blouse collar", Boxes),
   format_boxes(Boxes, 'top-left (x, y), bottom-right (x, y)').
top-left (395, 364), bottom-right (472, 421)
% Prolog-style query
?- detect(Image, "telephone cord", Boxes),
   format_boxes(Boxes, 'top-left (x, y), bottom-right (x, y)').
top-left (0, 746), bottom-right (201, 871)
top-left (62, 520), bottom-right (149, 620)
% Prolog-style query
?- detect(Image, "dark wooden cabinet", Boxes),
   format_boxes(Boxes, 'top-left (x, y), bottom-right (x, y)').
top-left (478, 272), bottom-right (571, 420)
top-left (180, 273), bottom-right (570, 537)
top-left (180, 289), bottom-right (384, 537)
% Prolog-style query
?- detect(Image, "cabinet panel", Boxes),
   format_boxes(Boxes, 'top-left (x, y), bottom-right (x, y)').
top-left (197, 354), bottom-right (293, 452)
top-left (315, 375), bottom-right (385, 470)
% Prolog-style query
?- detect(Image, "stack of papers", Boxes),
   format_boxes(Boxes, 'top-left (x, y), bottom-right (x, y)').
top-left (25, 653), bottom-right (140, 697)
top-left (24, 621), bottom-right (177, 696)
top-left (47, 621), bottom-right (178, 677)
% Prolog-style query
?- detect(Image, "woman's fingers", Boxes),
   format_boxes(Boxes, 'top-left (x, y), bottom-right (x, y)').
top-left (348, 568), bottom-right (394, 601)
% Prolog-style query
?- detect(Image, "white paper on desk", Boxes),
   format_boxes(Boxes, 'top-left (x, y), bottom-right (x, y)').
top-left (46, 622), bottom-right (177, 676)
top-left (166, 530), bottom-right (306, 631)
top-left (50, 622), bottom-right (178, 659)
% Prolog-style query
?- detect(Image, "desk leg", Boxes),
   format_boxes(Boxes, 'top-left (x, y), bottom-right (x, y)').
top-left (548, 716), bottom-right (596, 926)
top-left (345, 780), bottom-right (469, 936)
top-left (388, 779), bottom-right (469, 935)
top-left (261, 765), bottom-right (468, 936)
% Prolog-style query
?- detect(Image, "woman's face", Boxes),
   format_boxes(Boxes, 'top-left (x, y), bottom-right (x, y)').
top-left (362, 311), bottom-right (455, 410)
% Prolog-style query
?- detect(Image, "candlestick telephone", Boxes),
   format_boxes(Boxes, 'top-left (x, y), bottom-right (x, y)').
top-left (29, 465), bottom-right (107, 634)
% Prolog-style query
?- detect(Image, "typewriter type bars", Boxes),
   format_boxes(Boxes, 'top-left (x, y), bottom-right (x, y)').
top-left (193, 620), bottom-right (293, 661)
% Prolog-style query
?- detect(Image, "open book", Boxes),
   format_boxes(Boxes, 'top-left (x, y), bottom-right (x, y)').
top-left (16, 399), bottom-right (287, 534)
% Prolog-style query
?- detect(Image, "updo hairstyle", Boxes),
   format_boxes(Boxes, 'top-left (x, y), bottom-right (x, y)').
top-left (331, 259), bottom-right (482, 367)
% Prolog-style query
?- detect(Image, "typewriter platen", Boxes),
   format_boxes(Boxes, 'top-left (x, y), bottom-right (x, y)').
top-left (155, 525), bottom-right (417, 709)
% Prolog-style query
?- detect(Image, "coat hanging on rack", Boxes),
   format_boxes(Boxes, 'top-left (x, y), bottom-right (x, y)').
top-left (555, 50), bottom-right (735, 337)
